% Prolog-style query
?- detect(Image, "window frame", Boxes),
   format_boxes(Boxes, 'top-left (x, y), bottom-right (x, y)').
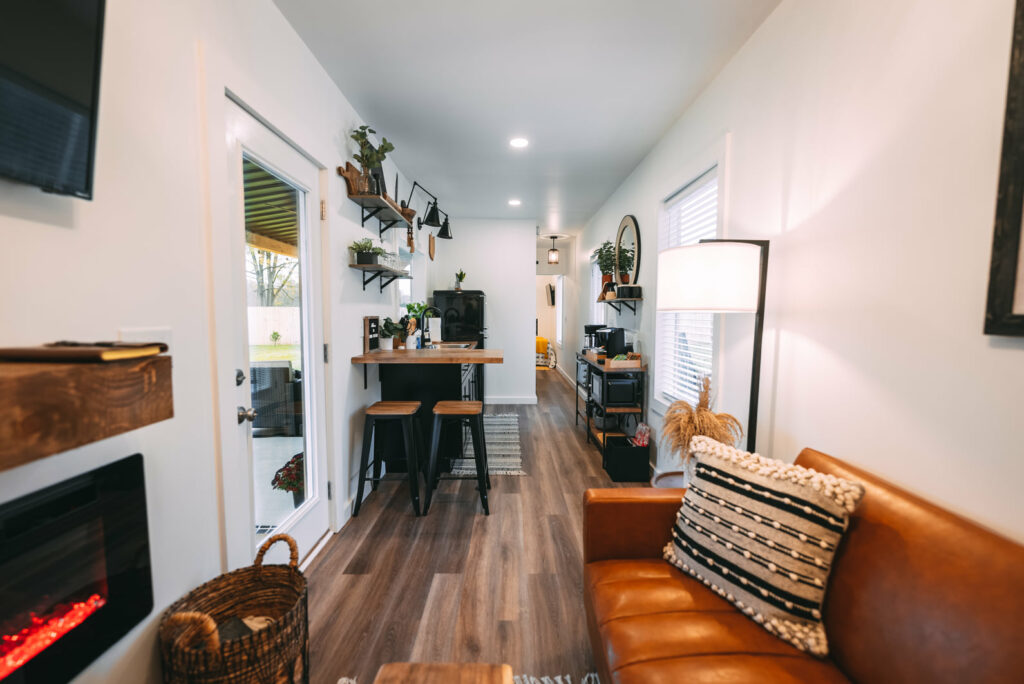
top-left (651, 149), bottom-right (728, 416)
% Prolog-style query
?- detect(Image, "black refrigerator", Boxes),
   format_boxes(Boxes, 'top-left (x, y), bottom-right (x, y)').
top-left (433, 289), bottom-right (486, 399)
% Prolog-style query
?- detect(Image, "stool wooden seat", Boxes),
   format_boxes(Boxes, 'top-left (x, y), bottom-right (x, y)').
top-left (433, 400), bottom-right (483, 415)
top-left (367, 401), bottom-right (420, 416)
top-left (424, 401), bottom-right (490, 515)
top-left (373, 662), bottom-right (513, 684)
top-left (353, 400), bottom-right (423, 517)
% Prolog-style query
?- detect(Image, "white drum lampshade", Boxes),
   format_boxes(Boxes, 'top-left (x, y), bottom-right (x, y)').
top-left (656, 242), bottom-right (762, 312)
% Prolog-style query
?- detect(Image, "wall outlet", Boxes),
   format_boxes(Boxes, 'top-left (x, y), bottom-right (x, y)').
top-left (119, 327), bottom-right (173, 349)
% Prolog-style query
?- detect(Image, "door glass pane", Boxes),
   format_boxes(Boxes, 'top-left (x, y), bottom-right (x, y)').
top-left (242, 157), bottom-right (309, 538)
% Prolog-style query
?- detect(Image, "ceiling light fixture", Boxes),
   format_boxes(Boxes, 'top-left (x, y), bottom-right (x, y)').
top-left (547, 237), bottom-right (560, 264)
top-left (509, 137), bottom-right (529, 149)
top-left (508, 198), bottom-right (522, 207)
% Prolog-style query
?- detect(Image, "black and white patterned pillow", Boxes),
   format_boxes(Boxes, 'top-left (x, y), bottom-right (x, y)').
top-left (664, 436), bottom-right (864, 656)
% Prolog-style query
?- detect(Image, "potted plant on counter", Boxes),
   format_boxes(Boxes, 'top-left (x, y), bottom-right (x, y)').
top-left (349, 238), bottom-right (386, 265)
top-left (455, 269), bottom-right (466, 291)
top-left (593, 241), bottom-right (616, 284)
top-left (380, 317), bottom-right (404, 350)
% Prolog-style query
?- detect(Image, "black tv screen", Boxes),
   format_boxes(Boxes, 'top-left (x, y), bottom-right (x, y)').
top-left (0, 0), bottom-right (106, 199)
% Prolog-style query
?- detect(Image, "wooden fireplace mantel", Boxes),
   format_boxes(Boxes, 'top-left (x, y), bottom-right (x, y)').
top-left (0, 356), bottom-right (173, 472)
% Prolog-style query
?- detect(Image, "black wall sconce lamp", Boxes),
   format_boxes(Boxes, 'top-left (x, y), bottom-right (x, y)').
top-left (406, 181), bottom-right (453, 239)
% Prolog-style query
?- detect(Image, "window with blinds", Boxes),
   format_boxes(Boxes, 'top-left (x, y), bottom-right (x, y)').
top-left (656, 166), bottom-right (718, 406)
top-left (590, 259), bottom-right (606, 325)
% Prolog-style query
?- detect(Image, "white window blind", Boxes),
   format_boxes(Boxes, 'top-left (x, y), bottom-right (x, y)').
top-left (590, 259), bottom-right (606, 325)
top-left (656, 166), bottom-right (718, 406)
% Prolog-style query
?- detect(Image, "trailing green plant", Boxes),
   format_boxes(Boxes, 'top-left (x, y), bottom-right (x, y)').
top-left (350, 124), bottom-right (395, 169)
top-left (405, 301), bottom-right (428, 318)
top-left (455, 269), bottom-right (466, 284)
top-left (380, 317), bottom-right (406, 340)
top-left (593, 240), bottom-right (617, 275)
top-left (348, 238), bottom-right (386, 255)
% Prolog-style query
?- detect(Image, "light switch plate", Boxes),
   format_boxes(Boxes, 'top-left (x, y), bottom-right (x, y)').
top-left (119, 326), bottom-right (173, 349)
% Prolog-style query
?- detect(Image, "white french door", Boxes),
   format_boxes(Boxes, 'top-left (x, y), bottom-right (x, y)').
top-left (217, 99), bottom-right (329, 568)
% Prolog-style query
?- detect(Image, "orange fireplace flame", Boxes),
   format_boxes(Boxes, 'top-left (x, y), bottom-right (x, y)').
top-left (0, 594), bottom-right (107, 680)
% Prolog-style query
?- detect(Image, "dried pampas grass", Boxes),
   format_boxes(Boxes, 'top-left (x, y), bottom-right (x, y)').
top-left (661, 377), bottom-right (743, 466)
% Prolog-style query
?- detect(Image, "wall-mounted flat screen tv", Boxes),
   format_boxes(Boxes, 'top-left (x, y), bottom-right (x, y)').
top-left (0, 0), bottom-right (106, 200)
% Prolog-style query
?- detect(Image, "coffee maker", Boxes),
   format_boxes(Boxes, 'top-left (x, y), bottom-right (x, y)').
top-left (583, 324), bottom-right (604, 351)
top-left (595, 327), bottom-right (627, 357)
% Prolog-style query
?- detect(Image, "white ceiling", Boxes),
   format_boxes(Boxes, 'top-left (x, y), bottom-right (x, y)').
top-left (274, 0), bottom-right (779, 231)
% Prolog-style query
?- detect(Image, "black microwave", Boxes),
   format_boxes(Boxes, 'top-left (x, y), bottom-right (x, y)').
top-left (593, 377), bottom-right (641, 407)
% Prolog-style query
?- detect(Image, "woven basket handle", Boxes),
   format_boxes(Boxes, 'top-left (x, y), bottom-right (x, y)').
top-left (254, 533), bottom-right (299, 569)
top-left (162, 611), bottom-right (221, 653)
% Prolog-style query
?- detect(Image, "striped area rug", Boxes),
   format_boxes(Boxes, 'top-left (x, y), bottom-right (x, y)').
top-left (451, 413), bottom-right (525, 476)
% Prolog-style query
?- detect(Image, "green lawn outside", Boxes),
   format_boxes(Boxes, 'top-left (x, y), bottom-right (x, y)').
top-left (250, 344), bottom-right (302, 371)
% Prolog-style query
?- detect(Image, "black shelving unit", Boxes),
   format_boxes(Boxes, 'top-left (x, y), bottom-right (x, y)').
top-left (575, 352), bottom-right (650, 481)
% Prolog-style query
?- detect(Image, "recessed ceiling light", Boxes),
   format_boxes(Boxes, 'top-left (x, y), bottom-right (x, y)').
top-left (509, 137), bottom-right (529, 149)
top-left (508, 198), bottom-right (522, 207)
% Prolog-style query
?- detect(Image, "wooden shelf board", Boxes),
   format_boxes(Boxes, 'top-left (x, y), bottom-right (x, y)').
top-left (605, 406), bottom-right (642, 414)
top-left (348, 263), bottom-right (411, 278)
top-left (347, 194), bottom-right (411, 227)
top-left (0, 356), bottom-right (174, 472)
top-left (599, 298), bottom-right (643, 303)
top-left (589, 429), bottom-right (627, 446)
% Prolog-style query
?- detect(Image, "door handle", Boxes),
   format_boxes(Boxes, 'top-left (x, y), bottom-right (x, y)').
top-left (237, 406), bottom-right (258, 424)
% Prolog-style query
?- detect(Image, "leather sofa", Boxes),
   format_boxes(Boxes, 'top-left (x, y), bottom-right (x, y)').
top-left (583, 448), bottom-right (1024, 683)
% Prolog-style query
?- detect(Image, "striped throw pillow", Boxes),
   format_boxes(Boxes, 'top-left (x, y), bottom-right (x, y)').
top-left (664, 436), bottom-right (864, 656)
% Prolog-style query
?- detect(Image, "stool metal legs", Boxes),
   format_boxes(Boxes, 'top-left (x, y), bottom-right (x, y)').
top-left (424, 414), bottom-right (489, 516)
top-left (352, 414), bottom-right (421, 517)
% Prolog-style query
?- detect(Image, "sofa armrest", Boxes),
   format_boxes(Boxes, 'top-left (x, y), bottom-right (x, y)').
top-left (583, 488), bottom-right (685, 564)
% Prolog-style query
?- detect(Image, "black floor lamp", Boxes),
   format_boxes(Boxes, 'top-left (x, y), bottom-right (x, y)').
top-left (656, 239), bottom-right (770, 451)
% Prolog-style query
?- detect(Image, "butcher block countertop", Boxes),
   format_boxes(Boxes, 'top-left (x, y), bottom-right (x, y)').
top-left (351, 343), bottom-right (503, 365)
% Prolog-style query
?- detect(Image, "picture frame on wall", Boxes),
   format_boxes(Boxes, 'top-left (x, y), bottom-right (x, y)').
top-left (985, 0), bottom-right (1024, 336)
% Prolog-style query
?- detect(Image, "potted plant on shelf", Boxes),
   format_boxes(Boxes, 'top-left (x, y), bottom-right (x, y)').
top-left (455, 269), bottom-right (466, 291)
top-left (349, 238), bottom-right (386, 265)
top-left (350, 124), bottom-right (394, 195)
top-left (380, 317), bottom-right (405, 350)
top-left (593, 241), bottom-right (617, 284)
top-left (271, 453), bottom-right (305, 508)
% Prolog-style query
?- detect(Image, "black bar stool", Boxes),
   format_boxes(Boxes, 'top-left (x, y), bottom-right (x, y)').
top-left (353, 401), bottom-right (423, 517)
top-left (424, 400), bottom-right (490, 515)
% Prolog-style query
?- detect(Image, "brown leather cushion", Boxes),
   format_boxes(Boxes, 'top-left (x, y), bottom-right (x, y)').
top-left (585, 559), bottom-right (849, 683)
top-left (798, 449), bottom-right (1024, 684)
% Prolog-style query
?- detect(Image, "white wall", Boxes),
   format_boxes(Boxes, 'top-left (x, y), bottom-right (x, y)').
top-left (574, 0), bottom-right (1024, 541)
top-left (428, 219), bottom-right (537, 403)
top-left (0, 0), bottom-right (419, 681)
top-left (536, 275), bottom-right (557, 342)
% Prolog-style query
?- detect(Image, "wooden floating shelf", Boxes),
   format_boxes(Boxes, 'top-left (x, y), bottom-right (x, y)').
top-left (349, 263), bottom-right (412, 292)
top-left (604, 405), bottom-right (643, 414)
top-left (599, 297), bottom-right (642, 314)
top-left (0, 356), bottom-right (174, 472)
top-left (347, 193), bottom-right (412, 237)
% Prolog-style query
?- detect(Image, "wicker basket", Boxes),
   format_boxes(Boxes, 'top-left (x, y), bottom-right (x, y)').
top-left (159, 534), bottom-right (308, 684)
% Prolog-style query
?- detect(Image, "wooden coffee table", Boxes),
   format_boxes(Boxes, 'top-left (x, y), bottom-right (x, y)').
top-left (373, 663), bottom-right (513, 684)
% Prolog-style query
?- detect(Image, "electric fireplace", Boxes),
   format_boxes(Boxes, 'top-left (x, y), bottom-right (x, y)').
top-left (0, 454), bottom-right (153, 683)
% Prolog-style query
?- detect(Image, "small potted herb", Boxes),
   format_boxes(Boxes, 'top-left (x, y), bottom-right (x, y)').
top-left (349, 238), bottom-right (386, 265)
top-left (380, 317), bottom-right (405, 350)
top-left (593, 241), bottom-right (617, 284)
top-left (455, 269), bottom-right (466, 291)
top-left (271, 453), bottom-right (305, 508)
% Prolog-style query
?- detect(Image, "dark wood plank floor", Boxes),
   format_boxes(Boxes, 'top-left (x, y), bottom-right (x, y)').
top-left (306, 369), bottom-right (638, 683)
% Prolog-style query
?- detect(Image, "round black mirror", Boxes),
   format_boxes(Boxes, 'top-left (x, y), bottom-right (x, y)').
top-left (614, 215), bottom-right (640, 288)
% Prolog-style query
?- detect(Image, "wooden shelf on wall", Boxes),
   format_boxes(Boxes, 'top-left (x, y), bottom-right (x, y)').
top-left (0, 356), bottom-right (173, 472)
top-left (349, 263), bottom-right (412, 292)
top-left (599, 297), bottom-right (642, 314)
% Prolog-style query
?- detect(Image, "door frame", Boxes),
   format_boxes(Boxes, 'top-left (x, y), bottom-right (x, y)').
top-left (212, 96), bottom-right (332, 569)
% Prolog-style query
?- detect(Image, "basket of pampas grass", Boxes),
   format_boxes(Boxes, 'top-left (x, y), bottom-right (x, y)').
top-left (661, 377), bottom-right (743, 470)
